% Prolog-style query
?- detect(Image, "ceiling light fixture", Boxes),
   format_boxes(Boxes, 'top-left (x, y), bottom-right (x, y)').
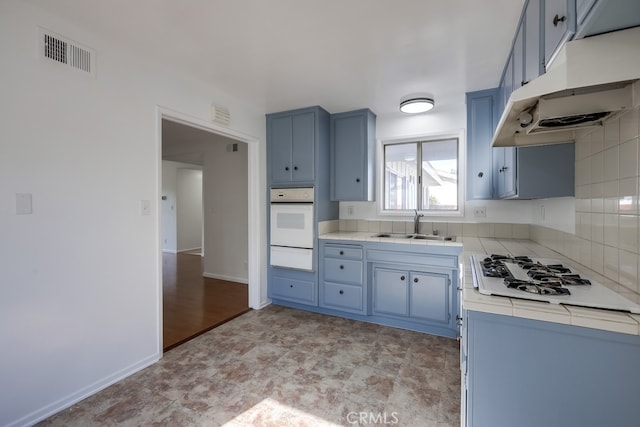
top-left (400, 95), bottom-right (435, 114)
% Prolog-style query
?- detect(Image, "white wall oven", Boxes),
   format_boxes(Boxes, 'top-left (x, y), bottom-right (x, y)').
top-left (270, 187), bottom-right (314, 271)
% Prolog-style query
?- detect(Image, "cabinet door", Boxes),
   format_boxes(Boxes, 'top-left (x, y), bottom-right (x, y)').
top-left (513, 24), bottom-right (524, 90)
top-left (269, 274), bottom-right (316, 305)
top-left (543, 0), bottom-right (575, 71)
top-left (501, 54), bottom-right (514, 111)
top-left (524, 0), bottom-right (542, 84)
top-left (373, 267), bottom-right (408, 316)
top-left (466, 89), bottom-right (497, 200)
top-left (409, 271), bottom-right (450, 324)
top-left (269, 115), bottom-right (293, 183)
top-left (497, 147), bottom-right (517, 198)
top-left (331, 113), bottom-right (368, 201)
top-left (291, 112), bottom-right (315, 182)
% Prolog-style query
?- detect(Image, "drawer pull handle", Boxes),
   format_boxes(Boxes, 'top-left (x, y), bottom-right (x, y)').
top-left (414, 277), bottom-right (419, 283)
top-left (340, 265), bottom-right (344, 270)
top-left (339, 290), bottom-right (344, 295)
top-left (400, 275), bottom-right (405, 281)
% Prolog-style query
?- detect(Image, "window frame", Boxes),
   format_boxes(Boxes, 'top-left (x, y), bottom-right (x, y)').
top-left (377, 131), bottom-right (465, 217)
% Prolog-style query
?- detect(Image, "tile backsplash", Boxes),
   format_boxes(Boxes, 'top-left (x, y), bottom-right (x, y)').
top-left (533, 108), bottom-right (640, 294)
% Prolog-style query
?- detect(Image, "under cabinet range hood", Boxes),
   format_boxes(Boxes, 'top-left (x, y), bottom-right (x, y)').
top-left (492, 26), bottom-right (640, 148)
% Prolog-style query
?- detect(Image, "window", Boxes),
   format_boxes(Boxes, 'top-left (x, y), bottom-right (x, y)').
top-left (383, 138), bottom-right (459, 212)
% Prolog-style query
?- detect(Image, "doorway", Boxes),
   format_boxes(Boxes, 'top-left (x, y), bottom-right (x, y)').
top-left (158, 109), bottom-right (261, 351)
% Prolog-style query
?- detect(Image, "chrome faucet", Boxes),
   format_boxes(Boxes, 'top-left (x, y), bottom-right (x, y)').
top-left (413, 209), bottom-right (424, 235)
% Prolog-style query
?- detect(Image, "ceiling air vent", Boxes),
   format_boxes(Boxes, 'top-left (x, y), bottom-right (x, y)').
top-left (211, 105), bottom-right (231, 126)
top-left (39, 28), bottom-right (95, 76)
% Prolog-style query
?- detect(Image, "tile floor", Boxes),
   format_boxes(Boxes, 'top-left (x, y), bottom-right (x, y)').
top-left (39, 305), bottom-right (461, 426)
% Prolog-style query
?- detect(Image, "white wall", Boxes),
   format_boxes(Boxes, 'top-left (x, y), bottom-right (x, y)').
top-left (177, 168), bottom-right (203, 252)
top-left (0, 2), bottom-right (264, 425)
top-left (161, 160), bottom-right (180, 253)
top-left (203, 144), bottom-right (249, 283)
top-left (161, 161), bottom-right (203, 253)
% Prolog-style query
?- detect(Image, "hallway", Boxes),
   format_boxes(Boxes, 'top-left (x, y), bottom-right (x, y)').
top-left (163, 252), bottom-right (250, 351)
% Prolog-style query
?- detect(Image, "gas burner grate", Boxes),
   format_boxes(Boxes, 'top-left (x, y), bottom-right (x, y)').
top-left (504, 278), bottom-right (571, 295)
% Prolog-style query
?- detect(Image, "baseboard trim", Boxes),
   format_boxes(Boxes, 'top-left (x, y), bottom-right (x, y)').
top-left (177, 247), bottom-right (202, 253)
top-left (10, 353), bottom-right (160, 427)
top-left (202, 272), bottom-right (248, 284)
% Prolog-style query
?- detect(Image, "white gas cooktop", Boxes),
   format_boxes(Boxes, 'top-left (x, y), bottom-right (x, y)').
top-left (470, 254), bottom-right (640, 314)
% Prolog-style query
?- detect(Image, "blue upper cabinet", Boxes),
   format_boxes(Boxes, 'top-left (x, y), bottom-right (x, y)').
top-left (576, 0), bottom-right (640, 38)
top-left (268, 106), bottom-right (328, 185)
top-left (466, 88), bottom-right (575, 200)
top-left (466, 89), bottom-right (498, 200)
top-left (524, 0), bottom-right (543, 85)
top-left (543, 0), bottom-right (576, 71)
top-left (330, 109), bottom-right (376, 201)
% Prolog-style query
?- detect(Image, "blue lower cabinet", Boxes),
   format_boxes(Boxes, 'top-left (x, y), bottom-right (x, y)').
top-left (409, 272), bottom-right (450, 324)
top-left (464, 310), bottom-right (640, 427)
top-left (372, 264), bottom-right (453, 325)
top-left (321, 282), bottom-right (364, 312)
top-left (372, 267), bottom-right (409, 316)
top-left (320, 242), bottom-right (366, 314)
top-left (273, 239), bottom-right (462, 337)
top-left (269, 269), bottom-right (317, 306)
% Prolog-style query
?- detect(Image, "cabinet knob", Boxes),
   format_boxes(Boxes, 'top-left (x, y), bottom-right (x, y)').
top-left (522, 80), bottom-right (529, 86)
top-left (285, 166), bottom-right (289, 171)
top-left (477, 172), bottom-right (483, 178)
top-left (499, 166), bottom-right (509, 173)
top-left (339, 251), bottom-right (344, 255)
top-left (356, 178), bottom-right (360, 183)
top-left (400, 275), bottom-right (405, 281)
top-left (289, 284), bottom-right (293, 288)
top-left (553, 14), bottom-right (566, 27)
top-left (293, 166), bottom-right (298, 171)
top-left (414, 277), bottom-right (419, 283)
top-left (339, 289), bottom-right (344, 295)
top-left (339, 265), bottom-right (344, 270)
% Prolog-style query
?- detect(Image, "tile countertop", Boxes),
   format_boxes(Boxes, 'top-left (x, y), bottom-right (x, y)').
top-left (318, 231), bottom-right (464, 247)
top-left (319, 232), bottom-right (640, 336)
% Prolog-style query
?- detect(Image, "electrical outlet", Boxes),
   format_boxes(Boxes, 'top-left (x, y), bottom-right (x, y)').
top-left (347, 205), bottom-right (354, 216)
top-left (473, 206), bottom-right (486, 218)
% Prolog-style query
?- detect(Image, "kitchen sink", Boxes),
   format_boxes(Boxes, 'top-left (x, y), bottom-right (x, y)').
top-left (372, 232), bottom-right (456, 241)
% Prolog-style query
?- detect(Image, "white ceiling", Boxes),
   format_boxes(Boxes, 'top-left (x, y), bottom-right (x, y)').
top-left (31, 0), bottom-right (526, 164)
top-left (31, 0), bottom-right (525, 117)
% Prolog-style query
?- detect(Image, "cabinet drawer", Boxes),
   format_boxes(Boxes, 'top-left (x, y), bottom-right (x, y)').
top-left (324, 258), bottom-right (363, 285)
top-left (270, 276), bottom-right (315, 304)
top-left (323, 245), bottom-right (363, 260)
top-left (321, 282), bottom-right (364, 312)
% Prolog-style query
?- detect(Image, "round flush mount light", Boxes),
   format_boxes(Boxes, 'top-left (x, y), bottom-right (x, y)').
top-left (400, 95), bottom-right (435, 114)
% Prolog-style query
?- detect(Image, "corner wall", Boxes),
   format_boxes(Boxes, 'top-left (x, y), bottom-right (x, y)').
top-left (0, 2), bottom-right (263, 425)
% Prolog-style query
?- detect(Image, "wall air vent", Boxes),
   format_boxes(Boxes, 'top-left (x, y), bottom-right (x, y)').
top-left (39, 28), bottom-right (95, 76)
top-left (211, 105), bottom-right (231, 126)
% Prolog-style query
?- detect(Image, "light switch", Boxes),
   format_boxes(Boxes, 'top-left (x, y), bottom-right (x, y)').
top-left (16, 193), bottom-right (32, 215)
top-left (141, 200), bottom-right (150, 216)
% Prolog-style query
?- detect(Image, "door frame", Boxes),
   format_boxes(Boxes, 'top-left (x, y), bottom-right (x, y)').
top-left (156, 105), bottom-right (263, 354)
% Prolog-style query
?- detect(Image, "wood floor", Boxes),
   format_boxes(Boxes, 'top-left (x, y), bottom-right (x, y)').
top-left (162, 251), bottom-right (250, 351)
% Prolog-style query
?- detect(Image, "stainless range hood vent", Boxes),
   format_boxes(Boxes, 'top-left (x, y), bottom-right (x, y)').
top-left (492, 27), bottom-right (640, 147)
